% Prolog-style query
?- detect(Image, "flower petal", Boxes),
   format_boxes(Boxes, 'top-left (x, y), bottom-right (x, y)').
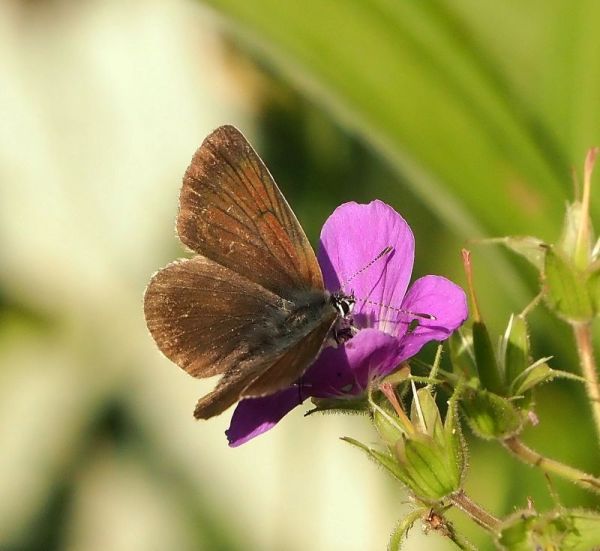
top-left (318, 201), bottom-right (414, 328)
top-left (395, 275), bottom-right (468, 360)
top-left (302, 328), bottom-right (403, 397)
top-left (226, 387), bottom-right (302, 447)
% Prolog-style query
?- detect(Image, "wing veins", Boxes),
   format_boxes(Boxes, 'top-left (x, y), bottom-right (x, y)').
top-left (217, 152), bottom-right (308, 284)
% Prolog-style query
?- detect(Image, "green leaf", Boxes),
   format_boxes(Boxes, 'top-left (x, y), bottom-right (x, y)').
top-left (543, 247), bottom-right (593, 322)
top-left (461, 388), bottom-right (522, 440)
top-left (203, 0), bottom-right (568, 249)
top-left (472, 321), bottom-right (505, 394)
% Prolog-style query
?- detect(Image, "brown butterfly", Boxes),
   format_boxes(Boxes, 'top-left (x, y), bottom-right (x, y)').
top-left (144, 125), bottom-right (354, 419)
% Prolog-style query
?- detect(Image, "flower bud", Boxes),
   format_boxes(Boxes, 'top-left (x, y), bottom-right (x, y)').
top-left (497, 508), bottom-right (600, 551)
top-left (543, 247), bottom-right (594, 323)
top-left (493, 150), bottom-right (600, 324)
top-left (363, 386), bottom-right (466, 502)
top-left (461, 387), bottom-right (523, 440)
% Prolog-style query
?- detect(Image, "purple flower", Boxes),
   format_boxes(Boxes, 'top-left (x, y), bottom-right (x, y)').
top-left (226, 201), bottom-right (468, 447)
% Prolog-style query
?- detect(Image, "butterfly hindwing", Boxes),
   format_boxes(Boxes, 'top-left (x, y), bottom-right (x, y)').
top-left (241, 314), bottom-right (335, 397)
top-left (144, 255), bottom-right (338, 418)
top-left (144, 255), bottom-right (290, 379)
top-left (193, 293), bottom-right (336, 419)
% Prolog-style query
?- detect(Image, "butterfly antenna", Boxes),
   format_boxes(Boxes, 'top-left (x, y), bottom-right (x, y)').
top-left (355, 298), bottom-right (436, 320)
top-left (341, 246), bottom-right (394, 287)
top-left (340, 246), bottom-right (436, 321)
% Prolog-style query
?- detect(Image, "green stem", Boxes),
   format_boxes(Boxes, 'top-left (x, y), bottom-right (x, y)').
top-left (503, 436), bottom-right (600, 494)
top-left (573, 322), bottom-right (600, 443)
top-left (449, 490), bottom-right (501, 534)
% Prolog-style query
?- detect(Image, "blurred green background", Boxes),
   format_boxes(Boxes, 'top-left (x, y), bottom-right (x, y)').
top-left (1, 1), bottom-right (599, 550)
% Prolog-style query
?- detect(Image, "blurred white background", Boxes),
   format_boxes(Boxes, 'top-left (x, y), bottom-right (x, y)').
top-left (0, 0), bottom-right (462, 549)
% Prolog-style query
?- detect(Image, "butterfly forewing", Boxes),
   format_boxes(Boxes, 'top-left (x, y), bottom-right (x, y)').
top-left (178, 125), bottom-right (323, 299)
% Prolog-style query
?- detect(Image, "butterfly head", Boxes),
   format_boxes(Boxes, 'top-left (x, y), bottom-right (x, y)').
top-left (330, 291), bottom-right (355, 318)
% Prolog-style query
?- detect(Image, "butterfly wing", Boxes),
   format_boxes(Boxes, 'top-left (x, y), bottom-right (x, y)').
top-left (194, 292), bottom-right (336, 419)
top-left (146, 125), bottom-right (338, 419)
top-left (177, 125), bottom-right (323, 299)
top-left (144, 256), bottom-right (337, 419)
top-left (193, 312), bottom-right (335, 419)
top-left (144, 255), bottom-right (290, 379)
top-left (241, 312), bottom-right (334, 397)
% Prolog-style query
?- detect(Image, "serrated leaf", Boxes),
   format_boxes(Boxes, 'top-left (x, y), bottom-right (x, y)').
top-left (544, 248), bottom-right (593, 322)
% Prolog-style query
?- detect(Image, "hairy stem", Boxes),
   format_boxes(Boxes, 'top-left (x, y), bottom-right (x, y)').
top-left (449, 490), bottom-right (501, 534)
top-left (503, 436), bottom-right (600, 494)
top-left (573, 322), bottom-right (600, 443)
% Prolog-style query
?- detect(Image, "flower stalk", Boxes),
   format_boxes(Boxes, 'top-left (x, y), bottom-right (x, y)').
top-left (572, 322), bottom-right (600, 443)
top-left (449, 490), bottom-right (501, 534)
top-left (503, 436), bottom-right (600, 494)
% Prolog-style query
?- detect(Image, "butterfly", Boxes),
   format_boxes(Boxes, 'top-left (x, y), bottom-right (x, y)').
top-left (143, 125), bottom-right (355, 419)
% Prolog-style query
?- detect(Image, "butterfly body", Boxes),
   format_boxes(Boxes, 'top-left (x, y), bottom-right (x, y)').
top-left (144, 125), bottom-right (352, 420)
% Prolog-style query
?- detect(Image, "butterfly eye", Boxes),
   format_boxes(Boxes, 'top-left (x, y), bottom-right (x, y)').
top-left (331, 293), bottom-right (355, 317)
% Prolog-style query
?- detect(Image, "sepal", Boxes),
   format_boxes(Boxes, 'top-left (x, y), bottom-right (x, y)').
top-left (543, 247), bottom-right (594, 322)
